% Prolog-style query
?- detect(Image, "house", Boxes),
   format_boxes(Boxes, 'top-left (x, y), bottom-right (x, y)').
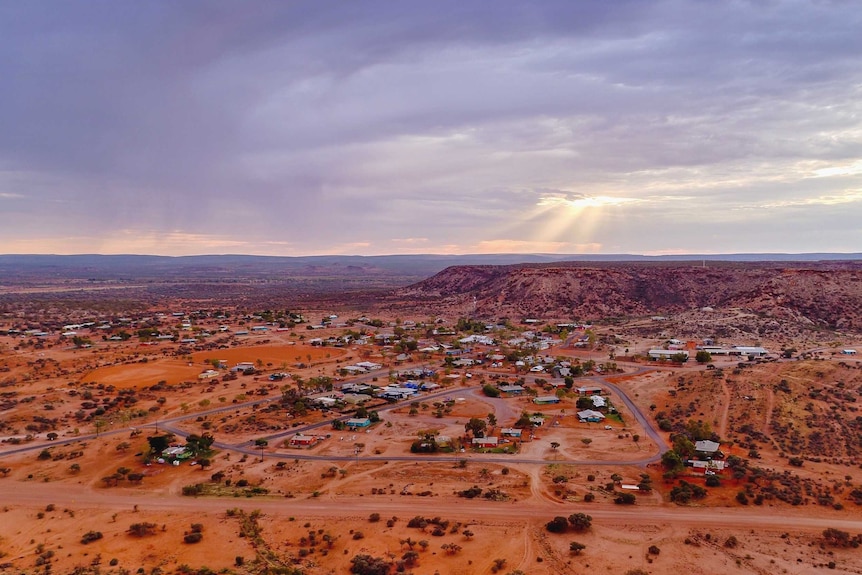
top-left (345, 418), bottom-right (371, 429)
top-left (687, 459), bottom-right (726, 472)
top-left (312, 397), bottom-right (338, 408)
top-left (695, 440), bottom-right (721, 455)
top-left (500, 428), bottom-right (522, 438)
top-left (577, 385), bottom-right (603, 396)
top-left (459, 335), bottom-right (495, 346)
top-left (198, 370), bottom-right (220, 380)
top-left (553, 366), bottom-right (572, 378)
top-left (731, 346), bottom-right (769, 357)
top-left (251, 326), bottom-right (269, 332)
top-left (590, 395), bottom-right (607, 408)
top-left (842, 349), bottom-right (858, 355)
top-left (161, 446), bottom-right (191, 460)
top-left (529, 415), bottom-right (545, 427)
top-left (379, 387), bottom-right (415, 400)
top-left (648, 349), bottom-right (689, 360)
top-left (577, 410), bottom-right (605, 422)
top-left (342, 365), bottom-right (368, 374)
top-left (499, 384), bottom-right (524, 396)
top-left (533, 395), bottom-right (560, 405)
top-left (341, 393), bottom-right (370, 405)
top-left (231, 362), bottom-right (255, 372)
top-left (355, 361), bottom-right (382, 371)
top-left (288, 434), bottom-right (320, 448)
top-left (419, 382), bottom-right (440, 391)
top-left (472, 436), bottom-right (499, 448)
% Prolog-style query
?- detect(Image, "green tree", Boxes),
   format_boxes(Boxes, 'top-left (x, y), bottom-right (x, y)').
top-left (568, 513), bottom-right (592, 531)
top-left (465, 418), bottom-right (487, 438)
top-left (569, 541), bottom-right (586, 555)
top-left (695, 350), bottom-right (712, 364)
top-left (146, 433), bottom-right (175, 456)
top-left (672, 435), bottom-right (696, 459)
top-left (545, 516), bottom-right (569, 533)
top-left (482, 384), bottom-right (500, 398)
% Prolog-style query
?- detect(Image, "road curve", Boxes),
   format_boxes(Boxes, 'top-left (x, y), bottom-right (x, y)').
top-left (1, 367), bottom-right (668, 468)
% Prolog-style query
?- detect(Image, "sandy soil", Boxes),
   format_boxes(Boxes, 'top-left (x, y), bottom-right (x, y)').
top-left (2, 314), bottom-right (862, 574)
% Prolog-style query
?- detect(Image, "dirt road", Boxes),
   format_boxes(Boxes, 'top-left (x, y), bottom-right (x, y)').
top-left (2, 480), bottom-right (859, 535)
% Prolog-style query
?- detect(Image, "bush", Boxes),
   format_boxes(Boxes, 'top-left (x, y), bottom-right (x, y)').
top-left (368, 513), bottom-right (381, 523)
top-left (181, 483), bottom-right (204, 496)
top-left (350, 554), bottom-right (391, 575)
top-left (615, 492), bottom-right (637, 505)
top-left (568, 513), bottom-right (592, 531)
top-left (183, 532), bottom-right (203, 544)
top-left (127, 522), bottom-right (157, 537)
top-left (546, 516), bottom-right (569, 533)
top-left (481, 384), bottom-right (500, 398)
top-left (459, 486), bottom-right (483, 499)
top-left (81, 531), bottom-right (103, 544)
top-left (648, 545), bottom-right (660, 555)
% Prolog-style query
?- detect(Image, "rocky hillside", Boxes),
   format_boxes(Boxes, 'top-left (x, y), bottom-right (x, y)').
top-left (394, 262), bottom-right (862, 330)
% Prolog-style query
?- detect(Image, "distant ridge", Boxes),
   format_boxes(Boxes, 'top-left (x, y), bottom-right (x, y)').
top-left (395, 261), bottom-right (862, 331)
top-left (1, 252), bottom-right (860, 286)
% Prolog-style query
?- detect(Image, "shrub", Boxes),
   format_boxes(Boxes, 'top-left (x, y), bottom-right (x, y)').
top-left (183, 532), bottom-right (203, 544)
top-left (615, 492), bottom-right (636, 505)
top-left (127, 522), bottom-right (157, 537)
top-left (350, 554), bottom-right (391, 575)
top-left (81, 531), bottom-right (103, 544)
top-left (545, 516), bottom-right (569, 533)
top-left (568, 513), bottom-right (592, 531)
top-left (181, 484), bottom-right (204, 496)
top-left (459, 486), bottom-right (483, 498)
top-left (482, 384), bottom-right (500, 398)
top-left (368, 513), bottom-right (381, 523)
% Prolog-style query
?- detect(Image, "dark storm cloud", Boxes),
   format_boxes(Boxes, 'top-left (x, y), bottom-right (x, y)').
top-left (0, 0), bottom-right (860, 254)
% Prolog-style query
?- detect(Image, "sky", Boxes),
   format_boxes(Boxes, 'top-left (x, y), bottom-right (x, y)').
top-left (1, 1), bottom-right (861, 257)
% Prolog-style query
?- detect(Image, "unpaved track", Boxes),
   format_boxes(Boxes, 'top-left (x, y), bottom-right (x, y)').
top-left (1, 480), bottom-right (860, 534)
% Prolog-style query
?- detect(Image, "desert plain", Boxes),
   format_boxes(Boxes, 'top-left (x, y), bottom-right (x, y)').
top-left (1, 259), bottom-right (862, 575)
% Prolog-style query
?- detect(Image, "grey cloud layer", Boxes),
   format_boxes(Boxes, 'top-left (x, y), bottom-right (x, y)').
top-left (1, 0), bottom-right (860, 254)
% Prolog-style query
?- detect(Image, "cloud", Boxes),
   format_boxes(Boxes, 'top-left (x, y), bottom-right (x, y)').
top-left (0, 1), bottom-right (861, 254)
